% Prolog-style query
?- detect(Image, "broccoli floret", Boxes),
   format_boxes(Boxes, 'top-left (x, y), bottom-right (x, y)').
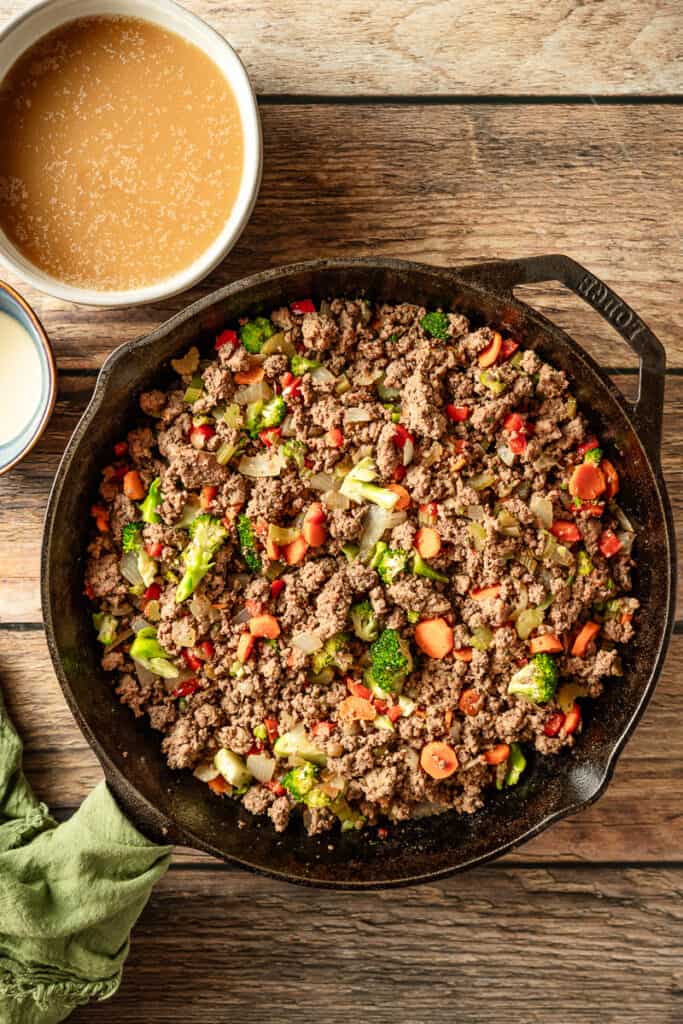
top-left (259, 395), bottom-right (287, 429)
top-left (175, 514), bottom-right (228, 603)
top-left (240, 317), bottom-right (275, 354)
top-left (508, 653), bottom-right (559, 704)
top-left (421, 311), bottom-right (450, 340)
top-left (139, 477), bottom-right (162, 524)
top-left (340, 457), bottom-right (400, 511)
top-left (350, 599), bottom-right (379, 642)
top-left (577, 549), bottom-right (593, 576)
top-left (584, 447), bottom-right (603, 465)
top-left (311, 633), bottom-right (351, 675)
top-left (93, 612), bottom-right (117, 646)
top-left (130, 626), bottom-right (179, 679)
top-left (282, 762), bottom-right (319, 800)
top-left (331, 795), bottom-right (366, 832)
top-left (303, 786), bottom-right (333, 809)
top-left (290, 354), bottom-right (321, 376)
top-left (236, 513), bottom-right (262, 574)
top-left (368, 628), bottom-right (413, 694)
top-left (412, 551), bottom-right (448, 583)
top-left (374, 544), bottom-right (408, 585)
top-left (244, 399), bottom-right (264, 437)
top-left (281, 438), bottom-right (307, 469)
top-left (121, 521), bottom-right (144, 553)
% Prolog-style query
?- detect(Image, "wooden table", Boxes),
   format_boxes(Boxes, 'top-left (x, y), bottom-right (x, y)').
top-left (0, 2), bottom-right (681, 1020)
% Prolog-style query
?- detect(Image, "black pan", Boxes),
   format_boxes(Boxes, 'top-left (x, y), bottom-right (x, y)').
top-left (42, 255), bottom-right (676, 888)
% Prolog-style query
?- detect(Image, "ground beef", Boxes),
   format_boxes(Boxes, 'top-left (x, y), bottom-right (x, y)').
top-left (86, 298), bottom-right (638, 838)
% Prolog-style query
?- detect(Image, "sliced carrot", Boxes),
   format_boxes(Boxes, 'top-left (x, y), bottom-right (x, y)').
top-left (562, 703), bottom-right (582, 735)
top-left (454, 647), bottom-right (473, 662)
top-left (458, 688), bottom-right (483, 716)
top-left (414, 526), bottom-right (442, 559)
top-left (478, 330), bottom-right (503, 368)
top-left (420, 741), bottom-right (459, 779)
top-left (200, 485), bottom-right (218, 510)
top-left (601, 458), bottom-right (620, 499)
top-left (414, 617), bottom-right (454, 659)
top-left (569, 462), bottom-right (606, 501)
top-left (570, 621), bottom-right (600, 657)
top-left (282, 535), bottom-right (309, 565)
top-left (208, 776), bottom-right (229, 795)
top-left (387, 484), bottom-right (411, 510)
top-left (265, 535), bottom-right (281, 561)
top-left (483, 744), bottom-right (510, 766)
top-left (123, 470), bottom-right (146, 501)
top-left (234, 365), bottom-right (265, 385)
top-left (327, 427), bottom-right (344, 447)
top-left (621, 611), bottom-right (633, 626)
top-left (249, 614), bottom-right (281, 639)
top-left (338, 695), bottom-right (377, 721)
top-left (236, 632), bottom-right (255, 664)
top-left (471, 584), bottom-right (501, 602)
top-left (347, 680), bottom-right (372, 701)
top-left (303, 502), bottom-right (327, 547)
top-left (529, 633), bottom-right (563, 654)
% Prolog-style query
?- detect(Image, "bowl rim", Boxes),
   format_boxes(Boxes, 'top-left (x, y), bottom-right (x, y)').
top-left (0, 278), bottom-right (56, 476)
top-left (0, 0), bottom-right (262, 307)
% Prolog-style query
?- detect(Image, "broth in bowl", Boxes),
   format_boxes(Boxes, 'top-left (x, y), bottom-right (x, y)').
top-left (0, 15), bottom-right (244, 292)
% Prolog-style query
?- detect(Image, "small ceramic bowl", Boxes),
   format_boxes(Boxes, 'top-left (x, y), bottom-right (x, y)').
top-left (0, 0), bottom-right (262, 307)
top-left (0, 280), bottom-right (56, 475)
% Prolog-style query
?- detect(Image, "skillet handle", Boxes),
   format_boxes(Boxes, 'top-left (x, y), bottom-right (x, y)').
top-left (457, 254), bottom-right (666, 465)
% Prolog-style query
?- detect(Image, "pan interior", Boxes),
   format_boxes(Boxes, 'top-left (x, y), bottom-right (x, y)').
top-left (43, 261), bottom-right (673, 886)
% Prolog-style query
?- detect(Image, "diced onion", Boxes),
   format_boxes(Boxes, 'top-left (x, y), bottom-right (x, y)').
top-left (359, 505), bottom-right (406, 556)
top-left (616, 531), bottom-right (634, 554)
top-left (469, 472), bottom-right (495, 491)
top-left (120, 551), bottom-right (144, 588)
top-left (612, 503), bottom-right (635, 533)
top-left (497, 444), bottom-right (515, 467)
top-left (135, 661), bottom-right (157, 688)
top-left (193, 761), bottom-right (219, 782)
top-left (352, 445), bottom-right (373, 463)
top-left (237, 451), bottom-right (284, 478)
top-left (466, 504), bottom-right (485, 520)
top-left (291, 632), bottom-right (324, 654)
top-left (403, 437), bottom-right (415, 467)
top-left (234, 381), bottom-right (273, 405)
top-left (344, 407), bottom-right (374, 424)
top-left (232, 607), bottom-right (251, 625)
top-left (322, 490), bottom-right (351, 510)
top-left (246, 753), bottom-right (276, 783)
top-left (171, 619), bottom-right (197, 648)
top-left (131, 616), bottom-right (151, 634)
top-left (310, 366), bottom-right (336, 386)
top-left (308, 472), bottom-right (337, 492)
top-left (190, 594), bottom-right (222, 624)
top-left (530, 494), bottom-right (553, 529)
top-left (280, 414), bottom-right (296, 437)
top-left (516, 606), bottom-right (545, 640)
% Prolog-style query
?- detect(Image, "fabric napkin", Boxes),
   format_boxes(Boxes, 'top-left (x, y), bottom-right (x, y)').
top-left (0, 685), bottom-right (172, 1023)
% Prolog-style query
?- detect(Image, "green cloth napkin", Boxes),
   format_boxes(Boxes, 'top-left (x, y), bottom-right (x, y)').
top-left (0, 686), bottom-right (172, 1023)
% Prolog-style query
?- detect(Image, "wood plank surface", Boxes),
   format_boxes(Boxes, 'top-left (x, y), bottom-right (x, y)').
top-left (1, 626), bottom-right (681, 865)
top-left (1, 0), bottom-right (679, 97)
top-left (66, 864), bottom-right (682, 1024)
top-left (0, 104), bottom-right (680, 371)
top-left (2, 370), bottom-right (681, 623)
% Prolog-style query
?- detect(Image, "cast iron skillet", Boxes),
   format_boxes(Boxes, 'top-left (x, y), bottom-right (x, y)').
top-left (42, 255), bottom-right (676, 888)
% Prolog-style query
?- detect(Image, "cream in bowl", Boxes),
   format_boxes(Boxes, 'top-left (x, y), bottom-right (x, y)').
top-left (0, 281), bottom-right (56, 475)
top-left (0, 0), bottom-right (262, 306)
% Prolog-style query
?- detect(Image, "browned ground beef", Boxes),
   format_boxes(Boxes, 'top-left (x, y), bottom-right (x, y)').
top-left (85, 298), bottom-right (638, 836)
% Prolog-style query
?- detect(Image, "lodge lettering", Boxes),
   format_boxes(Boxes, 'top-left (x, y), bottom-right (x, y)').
top-left (576, 274), bottom-right (646, 344)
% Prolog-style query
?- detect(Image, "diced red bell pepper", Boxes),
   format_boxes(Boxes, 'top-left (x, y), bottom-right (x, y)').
top-left (347, 680), bottom-right (372, 701)
top-left (311, 720), bottom-right (334, 738)
top-left (182, 648), bottom-right (202, 672)
top-left (215, 329), bottom-right (238, 350)
top-left (393, 465), bottom-right (407, 482)
top-left (270, 578), bottom-right (285, 599)
top-left (544, 712), bottom-right (565, 737)
top-left (577, 436), bottom-right (599, 457)
top-left (145, 542), bottom-right (164, 559)
top-left (373, 699), bottom-right (388, 715)
top-left (200, 640), bottom-right (215, 661)
top-left (259, 427), bottom-right (282, 447)
top-left (114, 441), bottom-right (128, 457)
top-left (577, 502), bottom-right (605, 517)
top-left (327, 427), bottom-right (344, 447)
top-left (550, 520), bottom-right (582, 544)
top-left (420, 501), bottom-right (439, 520)
top-left (598, 529), bottom-right (623, 558)
top-left (84, 583), bottom-right (95, 600)
top-left (189, 424), bottom-right (215, 449)
top-left (265, 780), bottom-right (286, 796)
top-left (563, 703), bottom-right (582, 735)
top-left (393, 425), bottom-right (414, 448)
top-left (112, 464), bottom-right (129, 480)
top-left (247, 742), bottom-right (264, 757)
top-left (290, 299), bottom-right (316, 315)
top-left (144, 583), bottom-right (161, 601)
top-left (500, 338), bottom-right (519, 360)
top-left (503, 412), bottom-right (524, 433)
top-left (200, 485), bottom-right (218, 509)
top-left (387, 705), bottom-right (402, 724)
top-left (264, 718), bottom-right (279, 744)
top-left (508, 433), bottom-right (527, 455)
top-left (172, 678), bottom-right (199, 699)
top-left (446, 404), bottom-right (471, 422)
top-left (377, 827), bottom-right (389, 840)
top-left (281, 375), bottom-right (302, 399)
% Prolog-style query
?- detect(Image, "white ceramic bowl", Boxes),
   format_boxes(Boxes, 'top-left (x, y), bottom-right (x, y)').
top-left (0, 0), bottom-right (262, 307)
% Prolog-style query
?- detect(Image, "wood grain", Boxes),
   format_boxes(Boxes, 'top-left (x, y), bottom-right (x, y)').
top-left (64, 864), bottom-right (682, 1024)
top-left (1, 627), bottom-right (681, 865)
top-left (0, 104), bottom-right (680, 371)
top-left (1, 371), bottom-right (680, 623)
top-left (1, 1), bottom-right (679, 97)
